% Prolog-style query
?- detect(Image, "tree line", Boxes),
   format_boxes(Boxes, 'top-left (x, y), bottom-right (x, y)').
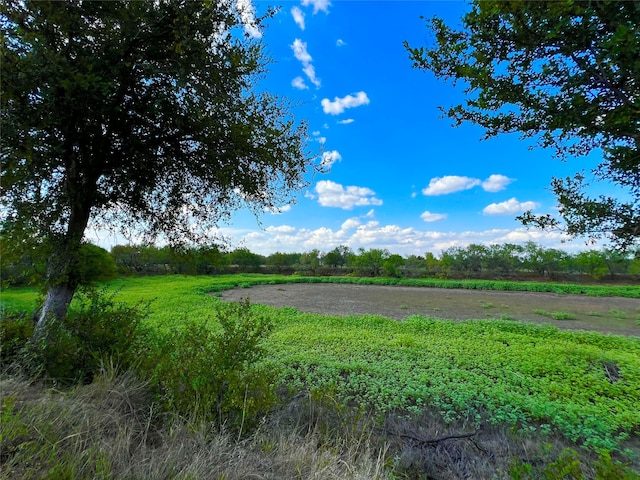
top-left (3, 241), bottom-right (637, 287)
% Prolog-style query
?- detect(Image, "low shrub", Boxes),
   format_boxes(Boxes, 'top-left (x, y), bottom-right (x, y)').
top-left (22, 287), bottom-right (148, 383)
top-left (0, 311), bottom-right (33, 367)
top-left (141, 299), bottom-right (277, 431)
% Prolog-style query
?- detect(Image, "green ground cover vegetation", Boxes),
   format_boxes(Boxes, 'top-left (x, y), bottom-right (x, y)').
top-left (1, 274), bottom-right (640, 478)
top-left (3, 276), bottom-right (639, 455)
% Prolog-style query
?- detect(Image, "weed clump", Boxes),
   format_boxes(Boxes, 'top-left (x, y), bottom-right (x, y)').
top-left (533, 309), bottom-right (577, 320)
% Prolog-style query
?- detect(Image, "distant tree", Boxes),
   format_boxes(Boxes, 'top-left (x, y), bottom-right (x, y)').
top-left (629, 255), bottom-right (640, 276)
top-left (265, 252), bottom-right (300, 271)
top-left (572, 250), bottom-right (609, 279)
top-left (229, 248), bottom-right (263, 270)
top-left (467, 244), bottom-right (490, 273)
top-left (168, 247), bottom-right (197, 275)
top-left (299, 249), bottom-right (321, 273)
top-left (441, 245), bottom-right (488, 274)
top-left (600, 248), bottom-right (632, 277)
top-left (353, 248), bottom-right (389, 276)
top-left (383, 254), bottom-right (405, 278)
top-left (196, 245), bottom-right (229, 275)
top-left (323, 249), bottom-right (341, 269)
top-left (424, 252), bottom-right (442, 276)
top-left (485, 243), bottom-right (523, 275)
top-left (323, 245), bottom-right (351, 269)
top-left (110, 244), bottom-right (171, 275)
top-left (404, 254), bottom-right (427, 277)
top-left (265, 252), bottom-right (286, 271)
top-left (522, 242), bottom-right (569, 277)
top-left (110, 245), bottom-right (143, 275)
top-left (439, 249), bottom-right (456, 275)
top-left (407, 0), bottom-right (640, 250)
top-left (1, 1), bottom-right (313, 336)
top-left (149, 246), bottom-right (173, 274)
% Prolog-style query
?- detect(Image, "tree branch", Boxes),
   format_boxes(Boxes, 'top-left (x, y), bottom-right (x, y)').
top-left (387, 429), bottom-right (479, 446)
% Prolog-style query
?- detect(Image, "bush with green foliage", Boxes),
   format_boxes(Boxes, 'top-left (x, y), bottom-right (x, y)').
top-left (0, 311), bottom-right (34, 366)
top-left (76, 243), bottom-right (118, 283)
top-left (0, 241), bottom-right (117, 287)
top-left (22, 288), bottom-right (147, 383)
top-left (141, 299), bottom-right (277, 430)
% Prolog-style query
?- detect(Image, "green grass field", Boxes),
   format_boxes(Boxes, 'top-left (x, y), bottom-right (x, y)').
top-left (3, 274), bottom-right (639, 454)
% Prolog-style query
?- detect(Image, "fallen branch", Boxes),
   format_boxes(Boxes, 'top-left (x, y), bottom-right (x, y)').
top-left (388, 430), bottom-right (478, 446)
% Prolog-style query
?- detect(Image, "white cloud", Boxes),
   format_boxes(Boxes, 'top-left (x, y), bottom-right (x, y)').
top-left (422, 176), bottom-right (481, 196)
top-left (420, 211), bottom-right (447, 222)
top-left (482, 174), bottom-right (514, 192)
top-left (317, 136), bottom-right (327, 145)
top-left (336, 39), bottom-right (346, 47)
top-left (341, 218), bottom-right (360, 230)
top-left (264, 204), bottom-right (292, 214)
top-left (291, 6), bottom-right (305, 30)
top-left (291, 76), bottom-right (309, 90)
top-left (303, 64), bottom-right (321, 87)
top-left (265, 225), bottom-right (296, 234)
top-left (337, 118), bottom-right (354, 125)
top-left (290, 39), bottom-right (321, 88)
top-left (312, 130), bottom-right (321, 136)
top-left (483, 197), bottom-right (540, 215)
top-left (235, 0), bottom-right (262, 38)
top-left (319, 150), bottom-right (342, 169)
top-left (301, 0), bottom-right (331, 14)
top-left (291, 38), bottom-right (312, 64)
top-left (321, 91), bottom-right (370, 115)
top-left (315, 180), bottom-right (383, 209)
top-left (499, 229), bottom-right (568, 244)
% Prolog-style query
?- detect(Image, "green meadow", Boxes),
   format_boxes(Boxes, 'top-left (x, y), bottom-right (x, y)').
top-left (3, 274), bottom-right (639, 456)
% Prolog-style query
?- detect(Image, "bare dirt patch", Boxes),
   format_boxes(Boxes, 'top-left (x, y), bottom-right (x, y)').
top-left (219, 283), bottom-right (640, 336)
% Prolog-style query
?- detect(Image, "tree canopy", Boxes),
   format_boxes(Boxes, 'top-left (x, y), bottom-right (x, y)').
top-left (406, 0), bottom-right (640, 250)
top-left (1, 0), bottom-right (314, 327)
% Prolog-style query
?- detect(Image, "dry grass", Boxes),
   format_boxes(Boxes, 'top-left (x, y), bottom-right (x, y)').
top-left (0, 368), bottom-right (390, 480)
top-left (1, 368), bottom-right (637, 479)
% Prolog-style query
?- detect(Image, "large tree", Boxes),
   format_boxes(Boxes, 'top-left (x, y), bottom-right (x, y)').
top-left (406, 0), bottom-right (639, 250)
top-left (1, 0), bottom-right (314, 335)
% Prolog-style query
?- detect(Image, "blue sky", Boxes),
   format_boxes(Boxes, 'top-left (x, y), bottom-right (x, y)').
top-left (93, 0), bottom-right (610, 256)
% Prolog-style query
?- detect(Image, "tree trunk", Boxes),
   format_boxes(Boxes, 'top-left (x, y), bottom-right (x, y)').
top-left (32, 196), bottom-right (93, 339)
top-left (34, 283), bottom-right (78, 339)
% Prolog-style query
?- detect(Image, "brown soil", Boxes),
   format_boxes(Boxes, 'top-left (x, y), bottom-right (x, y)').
top-left (219, 283), bottom-right (640, 337)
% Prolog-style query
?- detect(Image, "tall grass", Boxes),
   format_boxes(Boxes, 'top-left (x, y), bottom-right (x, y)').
top-left (0, 368), bottom-right (390, 480)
